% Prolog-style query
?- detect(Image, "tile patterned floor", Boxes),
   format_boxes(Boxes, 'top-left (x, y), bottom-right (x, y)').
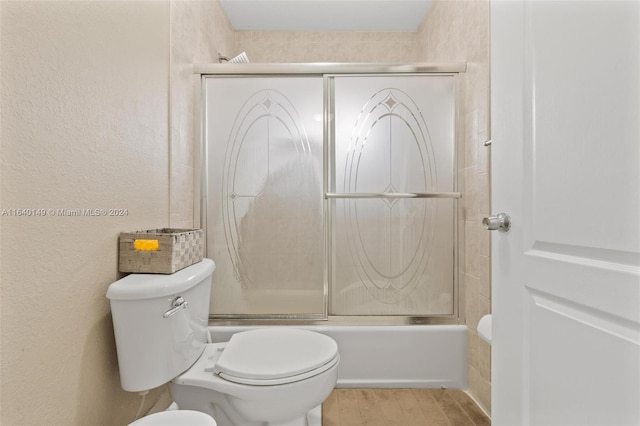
top-left (322, 389), bottom-right (490, 426)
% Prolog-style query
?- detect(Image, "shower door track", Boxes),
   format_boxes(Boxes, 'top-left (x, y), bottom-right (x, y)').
top-left (195, 63), bottom-right (466, 325)
top-left (209, 315), bottom-right (461, 326)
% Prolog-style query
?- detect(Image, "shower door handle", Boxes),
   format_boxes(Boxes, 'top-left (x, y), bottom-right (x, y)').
top-left (482, 213), bottom-right (511, 232)
top-left (325, 192), bottom-right (462, 199)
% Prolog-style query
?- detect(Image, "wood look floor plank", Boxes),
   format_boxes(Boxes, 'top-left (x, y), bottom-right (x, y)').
top-left (322, 388), bottom-right (340, 426)
top-left (450, 390), bottom-right (491, 426)
top-left (431, 390), bottom-right (476, 426)
top-left (373, 389), bottom-right (407, 426)
top-left (392, 389), bottom-right (431, 426)
top-left (322, 389), bottom-right (490, 426)
top-left (337, 389), bottom-right (365, 426)
top-left (355, 389), bottom-right (386, 426)
top-left (411, 389), bottom-right (452, 426)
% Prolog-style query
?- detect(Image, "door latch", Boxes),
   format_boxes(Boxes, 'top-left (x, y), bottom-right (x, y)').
top-left (482, 213), bottom-right (511, 232)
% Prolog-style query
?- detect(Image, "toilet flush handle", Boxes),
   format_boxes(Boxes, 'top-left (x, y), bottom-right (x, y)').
top-left (163, 296), bottom-right (188, 318)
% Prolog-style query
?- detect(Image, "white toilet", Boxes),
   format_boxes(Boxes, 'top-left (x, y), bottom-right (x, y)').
top-left (129, 410), bottom-right (217, 426)
top-left (107, 259), bottom-right (339, 426)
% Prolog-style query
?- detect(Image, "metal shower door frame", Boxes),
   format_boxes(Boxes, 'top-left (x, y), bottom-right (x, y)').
top-left (194, 63), bottom-right (466, 325)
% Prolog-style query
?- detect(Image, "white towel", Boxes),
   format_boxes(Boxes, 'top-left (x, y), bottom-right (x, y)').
top-left (229, 51), bottom-right (250, 63)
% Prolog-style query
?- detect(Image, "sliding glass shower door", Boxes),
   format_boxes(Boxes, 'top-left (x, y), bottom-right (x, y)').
top-left (329, 75), bottom-right (456, 316)
top-left (204, 76), bottom-right (325, 317)
top-left (204, 71), bottom-right (458, 319)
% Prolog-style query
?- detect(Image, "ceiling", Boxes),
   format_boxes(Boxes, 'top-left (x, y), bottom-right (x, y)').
top-left (219, 0), bottom-right (434, 32)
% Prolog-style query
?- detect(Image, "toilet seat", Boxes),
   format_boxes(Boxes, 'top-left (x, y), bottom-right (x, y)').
top-left (214, 328), bottom-right (339, 386)
top-left (219, 352), bottom-right (340, 386)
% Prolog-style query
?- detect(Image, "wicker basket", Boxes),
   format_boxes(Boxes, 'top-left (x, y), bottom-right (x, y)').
top-left (118, 228), bottom-right (204, 274)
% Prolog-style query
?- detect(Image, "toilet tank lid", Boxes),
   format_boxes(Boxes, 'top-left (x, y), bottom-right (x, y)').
top-left (107, 259), bottom-right (215, 300)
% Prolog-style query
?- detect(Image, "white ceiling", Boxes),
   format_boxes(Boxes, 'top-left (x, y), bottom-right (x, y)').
top-left (219, 0), bottom-right (434, 32)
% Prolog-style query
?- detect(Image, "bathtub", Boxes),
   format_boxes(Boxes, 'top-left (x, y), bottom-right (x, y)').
top-left (209, 325), bottom-right (468, 389)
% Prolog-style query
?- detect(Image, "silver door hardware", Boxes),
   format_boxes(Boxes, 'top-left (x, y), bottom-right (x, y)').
top-left (483, 213), bottom-right (511, 232)
top-left (163, 296), bottom-right (188, 318)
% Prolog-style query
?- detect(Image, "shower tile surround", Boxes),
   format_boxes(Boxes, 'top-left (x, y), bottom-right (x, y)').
top-left (170, 0), bottom-right (236, 229)
top-left (417, 0), bottom-right (492, 413)
top-left (169, 0), bottom-right (491, 415)
top-left (235, 31), bottom-right (419, 63)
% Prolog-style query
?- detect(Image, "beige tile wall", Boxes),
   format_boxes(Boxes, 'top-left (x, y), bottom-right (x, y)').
top-left (236, 31), bottom-right (418, 63)
top-left (169, 0), bottom-right (236, 228)
top-left (417, 0), bottom-right (492, 414)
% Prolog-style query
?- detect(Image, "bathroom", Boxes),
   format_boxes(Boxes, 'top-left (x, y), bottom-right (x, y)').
top-left (1, 1), bottom-right (638, 425)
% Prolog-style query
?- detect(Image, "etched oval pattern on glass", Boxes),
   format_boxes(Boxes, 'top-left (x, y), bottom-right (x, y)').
top-left (222, 89), bottom-right (320, 288)
top-left (343, 89), bottom-right (437, 304)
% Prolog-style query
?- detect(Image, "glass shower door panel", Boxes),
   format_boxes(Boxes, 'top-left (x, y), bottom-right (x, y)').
top-left (205, 77), bottom-right (324, 317)
top-left (331, 75), bottom-right (456, 315)
top-left (331, 198), bottom-right (455, 315)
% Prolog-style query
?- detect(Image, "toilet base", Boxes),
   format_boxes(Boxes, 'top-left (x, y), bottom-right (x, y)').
top-left (171, 402), bottom-right (321, 426)
top-left (248, 404), bottom-right (321, 426)
top-left (170, 380), bottom-right (329, 426)
top-left (308, 405), bottom-right (322, 426)
top-left (274, 405), bottom-right (321, 426)
top-left (170, 342), bottom-right (338, 426)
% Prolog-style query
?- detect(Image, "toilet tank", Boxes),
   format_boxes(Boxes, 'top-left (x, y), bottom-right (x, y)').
top-left (107, 259), bottom-right (215, 392)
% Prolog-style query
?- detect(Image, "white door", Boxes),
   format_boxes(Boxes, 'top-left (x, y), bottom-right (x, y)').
top-left (491, 1), bottom-right (640, 425)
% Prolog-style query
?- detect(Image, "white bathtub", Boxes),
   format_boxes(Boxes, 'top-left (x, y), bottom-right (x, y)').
top-left (209, 325), bottom-right (468, 389)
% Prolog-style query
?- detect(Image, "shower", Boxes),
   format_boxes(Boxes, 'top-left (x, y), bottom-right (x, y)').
top-left (198, 63), bottom-right (464, 325)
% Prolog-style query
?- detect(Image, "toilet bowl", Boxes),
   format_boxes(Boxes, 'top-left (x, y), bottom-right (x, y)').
top-left (170, 328), bottom-right (339, 426)
top-left (107, 259), bottom-right (339, 426)
top-left (128, 410), bottom-right (217, 426)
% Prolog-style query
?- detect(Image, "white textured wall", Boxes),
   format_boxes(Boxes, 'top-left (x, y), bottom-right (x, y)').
top-left (0, 2), bottom-right (170, 424)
